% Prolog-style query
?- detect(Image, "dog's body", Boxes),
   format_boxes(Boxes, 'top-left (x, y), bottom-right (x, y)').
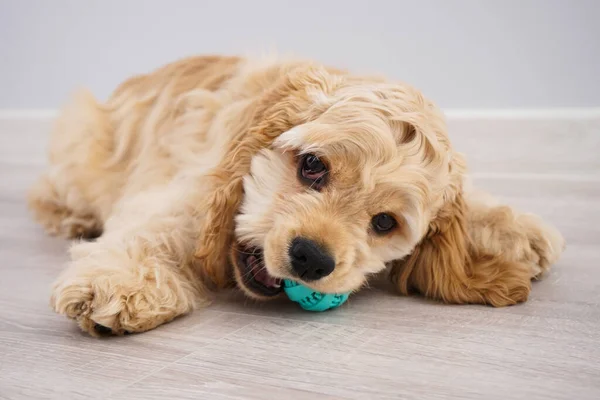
top-left (29, 56), bottom-right (564, 336)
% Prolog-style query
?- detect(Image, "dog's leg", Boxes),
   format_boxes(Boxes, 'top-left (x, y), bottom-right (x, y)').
top-left (50, 182), bottom-right (210, 336)
top-left (28, 169), bottom-right (104, 239)
top-left (28, 89), bottom-right (120, 239)
top-left (392, 189), bottom-right (564, 307)
top-left (465, 190), bottom-right (565, 281)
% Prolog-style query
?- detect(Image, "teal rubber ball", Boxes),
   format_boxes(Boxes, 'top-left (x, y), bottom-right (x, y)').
top-left (283, 280), bottom-right (350, 311)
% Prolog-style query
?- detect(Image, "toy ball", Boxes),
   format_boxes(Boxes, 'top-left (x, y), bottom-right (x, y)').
top-left (283, 280), bottom-right (349, 312)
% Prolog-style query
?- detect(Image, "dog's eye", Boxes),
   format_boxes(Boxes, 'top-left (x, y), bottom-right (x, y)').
top-left (298, 153), bottom-right (328, 190)
top-left (371, 213), bottom-right (397, 234)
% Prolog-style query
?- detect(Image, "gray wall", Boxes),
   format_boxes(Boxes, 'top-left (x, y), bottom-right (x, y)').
top-left (1, 0), bottom-right (599, 109)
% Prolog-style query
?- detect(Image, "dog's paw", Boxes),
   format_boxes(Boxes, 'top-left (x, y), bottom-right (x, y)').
top-left (28, 174), bottom-right (102, 239)
top-left (518, 213), bottom-right (565, 278)
top-left (51, 245), bottom-right (198, 336)
top-left (50, 267), bottom-right (157, 336)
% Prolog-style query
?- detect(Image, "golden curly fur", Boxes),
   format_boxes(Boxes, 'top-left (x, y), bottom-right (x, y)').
top-left (28, 55), bottom-right (565, 336)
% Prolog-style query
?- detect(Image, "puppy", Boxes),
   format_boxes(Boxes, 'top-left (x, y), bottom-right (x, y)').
top-left (28, 56), bottom-right (564, 336)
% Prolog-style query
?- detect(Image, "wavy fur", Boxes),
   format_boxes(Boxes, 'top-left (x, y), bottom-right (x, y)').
top-left (28, 55), bottom-right (564, 336)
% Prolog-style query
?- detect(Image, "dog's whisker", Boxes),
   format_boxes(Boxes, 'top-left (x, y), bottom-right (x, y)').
top-left (308, 170), bottom-right (329, 191)
top-left (240, 259), bottom-right (265, 281)
top-left (232, 247), bottom-right (256, 255)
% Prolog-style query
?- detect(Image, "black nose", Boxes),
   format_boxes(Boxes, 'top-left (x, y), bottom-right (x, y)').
top-left (289, 237), bottom-right (335, 281)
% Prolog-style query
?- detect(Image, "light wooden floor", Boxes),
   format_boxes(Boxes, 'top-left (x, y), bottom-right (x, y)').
top-left (0, 115), bottom-right (599, 399)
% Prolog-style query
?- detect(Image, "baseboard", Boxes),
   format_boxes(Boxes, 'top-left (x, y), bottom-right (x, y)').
top-left (443, 107), bottom-right (600, 120)
top-left (1, 107), bottom-right (599, 120)
top-left (0, 109), bottom-right (58, 119)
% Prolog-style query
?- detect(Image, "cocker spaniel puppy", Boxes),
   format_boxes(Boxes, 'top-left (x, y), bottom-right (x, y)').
top-left (28, 56), bottom-right (564, 336)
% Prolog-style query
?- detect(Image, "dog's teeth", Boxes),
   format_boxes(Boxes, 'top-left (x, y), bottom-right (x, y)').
top-left (273, 283), bottom-right (281, 288)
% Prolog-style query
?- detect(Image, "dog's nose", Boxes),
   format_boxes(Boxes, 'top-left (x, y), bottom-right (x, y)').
top-left (289, 237), bottom-right (335, 281)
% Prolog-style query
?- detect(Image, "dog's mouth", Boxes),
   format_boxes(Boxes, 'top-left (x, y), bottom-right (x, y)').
top-left (235, 245), bottom-right (283, 297)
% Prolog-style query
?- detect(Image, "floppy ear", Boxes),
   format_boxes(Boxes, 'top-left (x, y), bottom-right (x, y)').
top-left (194, 65), bottom-right (341, 287)
top-left (390, 171), bottom-right (532, 307)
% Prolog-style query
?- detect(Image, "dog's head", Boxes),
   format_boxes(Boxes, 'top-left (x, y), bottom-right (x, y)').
top-left (212, 66), bottom-right (465, 299)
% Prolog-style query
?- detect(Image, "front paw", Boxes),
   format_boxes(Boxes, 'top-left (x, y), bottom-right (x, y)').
top-left (518, 214), bottom-right (565, 277)
top-left (51, 248), bottom-right (198, 336)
